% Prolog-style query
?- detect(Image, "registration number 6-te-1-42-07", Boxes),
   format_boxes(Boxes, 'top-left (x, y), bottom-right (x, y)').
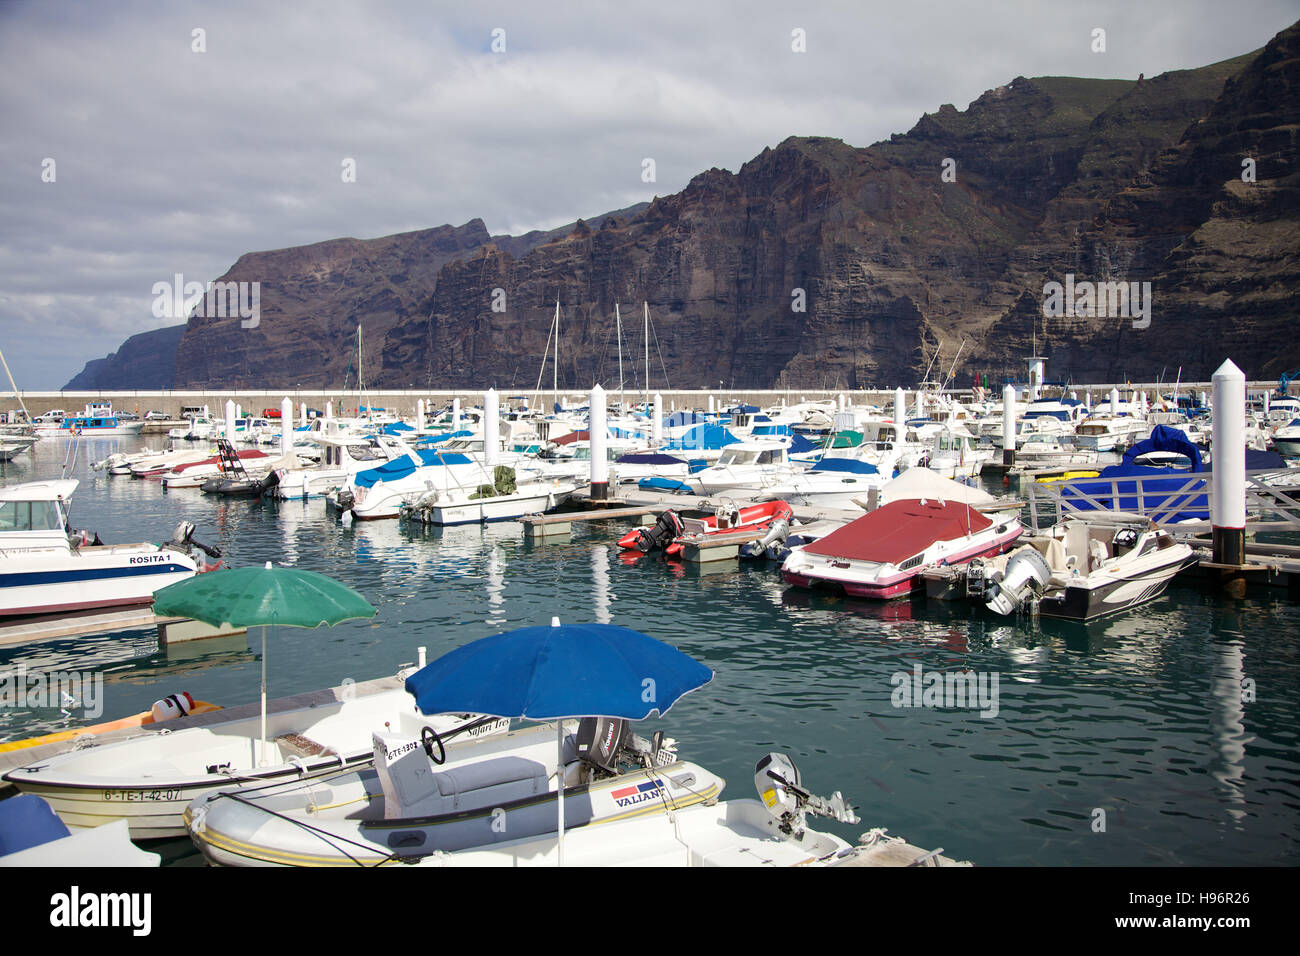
top-left (102, 789), bottom-right (183, 802)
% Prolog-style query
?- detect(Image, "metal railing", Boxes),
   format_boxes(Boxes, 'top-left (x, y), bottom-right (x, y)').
top-left (1025, 469), bottom-right (1300, 532)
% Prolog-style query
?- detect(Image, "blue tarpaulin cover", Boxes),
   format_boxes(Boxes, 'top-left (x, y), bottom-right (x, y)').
top-left (1063, 426), bottom-right (1208, 519)
top-left (0, 794), bottom-right (70, 856)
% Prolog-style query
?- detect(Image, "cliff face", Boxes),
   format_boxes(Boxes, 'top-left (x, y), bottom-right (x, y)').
top-left (82, 20), bottom-right (1300, 390)
top-left (63, 323), bottom-right (186, 390)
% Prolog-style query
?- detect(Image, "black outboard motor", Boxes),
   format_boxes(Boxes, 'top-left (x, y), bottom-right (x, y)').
top-left (165, 521), bottom-right (221, 560)
top-left (634, 510), bottom-right (684, 553)
top-left (575, 717), bottom-right (630, 774)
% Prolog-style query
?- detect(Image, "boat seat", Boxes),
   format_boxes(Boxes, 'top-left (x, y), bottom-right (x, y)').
top-left (1088, 539), bottom-right (1108, 572)
top-left (431, 756), bottom-right (548, 807)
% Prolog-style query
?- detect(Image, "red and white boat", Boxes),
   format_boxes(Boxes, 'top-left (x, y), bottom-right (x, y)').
top-left (618, 501), bottom-right (795, 558)
top-left (161, 449), bottom-right (271, 488)
top-left (780, 498), bottom-right (1022, 599)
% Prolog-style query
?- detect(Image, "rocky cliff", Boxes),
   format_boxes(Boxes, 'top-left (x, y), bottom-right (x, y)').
top-left (74, 20), bottom-right (1300, 390)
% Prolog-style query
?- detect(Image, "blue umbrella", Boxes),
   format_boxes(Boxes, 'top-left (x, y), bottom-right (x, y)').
top-left (404, 619), bottom-right (713, 864)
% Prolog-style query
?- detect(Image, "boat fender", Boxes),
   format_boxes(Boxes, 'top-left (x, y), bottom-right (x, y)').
top-left (151, 691), bottom-right (197, 722)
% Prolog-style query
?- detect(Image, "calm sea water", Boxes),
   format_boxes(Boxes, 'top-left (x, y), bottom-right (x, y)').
top-left (2, 436), bottom-right (1297, 866)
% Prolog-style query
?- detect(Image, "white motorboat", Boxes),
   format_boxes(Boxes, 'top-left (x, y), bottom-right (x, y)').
top-left (160, 448), bottom-right (273, 488)
top-left (1273, 418), bottom-right (1300, 458)
top-left (957, 512), bottom-right (1197, 620)
top-left (781, 496), bottom-right (1024, 599)
top-left (272, 432), bottom-right (413, 499)
top-left (752, 448), bottom-right (888, 510)
top-left (401, 470), bottom-right (577, 526)
top-left (3, 672), bottom-right (507, 839)
top-left (0, 480), bottom-right (214, 618)
top-left (692, 438), bottom-right (799, 495)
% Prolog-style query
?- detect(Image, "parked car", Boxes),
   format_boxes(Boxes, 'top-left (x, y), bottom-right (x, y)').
top-left (145, 410), bottom-right (169, 421)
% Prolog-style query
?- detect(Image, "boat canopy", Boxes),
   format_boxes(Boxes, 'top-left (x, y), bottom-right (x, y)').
top-left (1063, 426), bottom-right (1208, 519)
top-left (353, 452), bottom-right (474, 488)
top-left (803, 499), bottom-right (992, 565)
top-left (1118, 425), bottom-right (1203, 471)
top-left (616, 453), bottom-right (686, 465)
top-left (809, 458), bottom-right (879, 475)
top-left (664, 424), bottom-right (739, 451)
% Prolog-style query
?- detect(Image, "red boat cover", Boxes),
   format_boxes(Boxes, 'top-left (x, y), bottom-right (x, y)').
top-left (550, 431), bottom-right (590, 446)
top-left (802, 499), bottom-right (993, 565)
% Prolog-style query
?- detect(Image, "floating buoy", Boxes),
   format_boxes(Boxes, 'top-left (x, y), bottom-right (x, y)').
top-left (151, 692), bottom-right (197, 722)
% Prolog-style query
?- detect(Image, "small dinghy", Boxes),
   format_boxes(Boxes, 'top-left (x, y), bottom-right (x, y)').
top-left (781, 497), bottom-right (1023, 599)
top-left (4, 673), bottom-right (504, 839)
top-left (618, 500), bottom-right (794, 558)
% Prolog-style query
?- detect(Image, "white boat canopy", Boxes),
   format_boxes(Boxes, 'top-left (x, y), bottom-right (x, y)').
top-left (0, 479), bottom-right (79, 502)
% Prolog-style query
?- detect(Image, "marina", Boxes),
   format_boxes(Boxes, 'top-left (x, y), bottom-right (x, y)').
top-left (1, 372), bottom-right (1298, 869)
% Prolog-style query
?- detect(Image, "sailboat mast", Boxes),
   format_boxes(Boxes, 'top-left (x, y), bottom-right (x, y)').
top-left (615, 303), bottom-right (624, 413)
top-left (554, 301), bottom-right (559, 401)
top-left (644, 301), bottom-right (650, 408)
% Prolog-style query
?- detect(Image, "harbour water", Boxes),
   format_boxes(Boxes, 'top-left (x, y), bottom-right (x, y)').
top-left (2, 437), bottom-right (1297, 866)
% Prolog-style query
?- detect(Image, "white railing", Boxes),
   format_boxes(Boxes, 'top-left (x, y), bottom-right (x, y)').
top-left (1025, 469), bottom-right (1300, 532)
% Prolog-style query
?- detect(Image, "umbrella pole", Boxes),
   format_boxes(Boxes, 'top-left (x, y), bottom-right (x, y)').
top-left (557, 721), bottom-right (565, 867)
top-left (260, 624), bottom-right (268, 766)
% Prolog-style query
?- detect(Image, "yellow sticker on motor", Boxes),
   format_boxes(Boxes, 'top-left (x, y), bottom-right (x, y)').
top-left (761, 788), bottom-right (777, 808)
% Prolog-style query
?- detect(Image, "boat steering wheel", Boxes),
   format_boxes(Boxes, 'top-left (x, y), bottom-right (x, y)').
top-left (421, 726), bottom-right (446, 765)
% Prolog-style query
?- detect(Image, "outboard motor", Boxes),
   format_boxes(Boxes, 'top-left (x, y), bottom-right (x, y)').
top-left (985, 547), bottom-right (1051, 616)
top-left (164, 521), bottom-right (221, 561)
top-left (632, 510), bottom-right (684, 553)
top-left (754, 753), bottom-right (859, 836)
top-left (575, 717), bottom-right (630, 774)
top-left (739, 518), bottom-right (791, 561)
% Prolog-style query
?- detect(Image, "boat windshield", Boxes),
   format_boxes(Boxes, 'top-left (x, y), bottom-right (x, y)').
top-left (0, 500), bottom-right (64, 532)
top-left (718, 449), bottom-right (758, 466)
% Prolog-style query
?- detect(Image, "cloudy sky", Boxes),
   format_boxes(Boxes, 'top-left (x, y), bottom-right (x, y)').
top-left (2, 0), bottom-right (1296, 388)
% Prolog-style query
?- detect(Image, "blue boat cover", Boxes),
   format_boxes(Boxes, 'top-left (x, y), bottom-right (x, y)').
top-left (811, 458), bottom-right (880, 475)
top-left (789, 433), bottom-right (819, 454)
top-left (353, 451), bottom-right (474, 488)
top-left (639, 477), bottom-right (695, 494)
top-left (665, 423), bottom-right (739, 451)
top-left (418, 429), bottom-right (473, 445)
top-left (0, 794), bottom-right (70, 856)
top-left (664, 411), bottom-right (709, 428)
top-left (617, 453), bottom-right (684, 465)
top-left (1063, 426), bottom-right (1208, 519)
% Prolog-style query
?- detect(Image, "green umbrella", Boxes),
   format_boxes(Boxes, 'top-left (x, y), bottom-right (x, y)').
top-left (152, 562), bottom-right (377, 765)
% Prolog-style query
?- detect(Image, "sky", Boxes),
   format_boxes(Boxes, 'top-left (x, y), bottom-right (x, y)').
top-left (1, 0), bottom-right (1297, 389)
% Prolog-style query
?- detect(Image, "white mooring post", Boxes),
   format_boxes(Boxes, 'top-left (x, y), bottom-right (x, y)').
top-left (417, 399), bottom-right (425, 429)
top-left (280, 397), bottom-right (292, 455)
top-left (225, 399), bottom-right (237, 441)
top-left (452, 397), bottom-right (461, 433)
top-left (914, 390), bottom-right (923, 420)
top-left (1110, 387), bottom-right (1120, 414)
top-left (484, 389), bottom-right (499, 470)
top-left (1211, 359), bottom-right (1246, 574)
top-left (894, 387), bottom-right (905, 426)
top-left (707, 394), bottom-right (715, 415)
top-left (1002, 384), bottom-right (1016, 466)
top-left (325, 401), bottom-right (333, 422)
top-left (652, 392), bottom-right (663, 447)
top-left (300, 402), bottom-right (308, 428)
top-left (589, 384), bottom-right (609, 500)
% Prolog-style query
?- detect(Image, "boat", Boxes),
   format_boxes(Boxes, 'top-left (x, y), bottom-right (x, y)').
top-left (183, 719), bottom-right (873, 867)
top-left (1273, 418), bottom-right (1300, 458)
top-left (750, 451), bottom-right (886, 509)
top-left (690, 438), bottom-right (805, 495)
top-left (1060, 425), bottom-right (1209, 522)
top-left (935, 512), bottom-right (1197, 621)
top-left (780, 497), bottom-right (1023, 599)
top-left (160, 447), bottom-right (272, 488)
top-left (400, 466), bottom-right (577, 526)
top-left (40, 402), bottom-right (146, 438)
top-left (618, 500), bottom-right (795, 558)
top-left (3, 673), bottom-right (506, 839)
top-left (0, 481), bottom-right (219, 617)
top-left (271, 432), bottom-right (413, 499)
top-left (200, 440), bottom-right (282, 497)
